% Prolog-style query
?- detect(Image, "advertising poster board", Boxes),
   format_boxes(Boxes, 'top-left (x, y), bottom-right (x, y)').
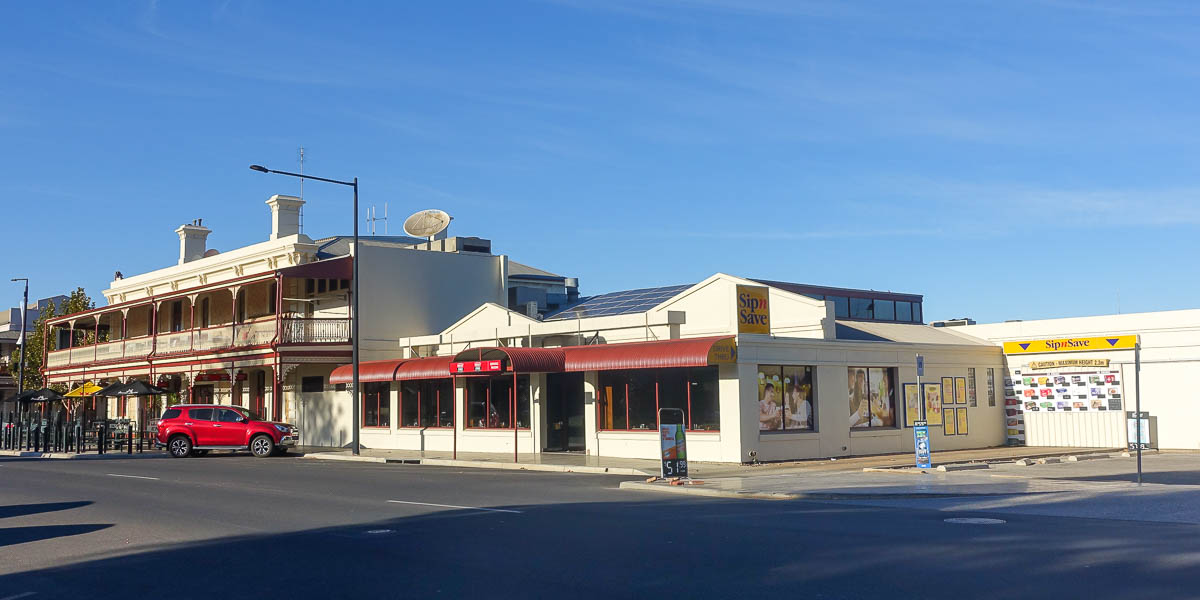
top-left (956, 407), bottom-right (968, 435)
top-left (913, 420), bottom-right (931, 468)
top-left (955, 377), bottom-right (967, 405)
top-left (659, 408), bottom-right (688, 478)
top-left (758, 367), bottom-right (783, 431)
top-left (923, 383), bottom-right (943, 426)
top-left (903, 383), bottom-right (921, 426)
top-left (942, 377), bottom-right (955, 403)
top-left (943, 407), bottom-right (958, 435)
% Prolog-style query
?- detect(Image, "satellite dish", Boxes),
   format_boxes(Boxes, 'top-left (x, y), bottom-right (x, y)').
top-left (403, 209), bottom-right (452, 239)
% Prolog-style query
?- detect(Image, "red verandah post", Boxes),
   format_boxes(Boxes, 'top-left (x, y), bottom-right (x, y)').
top-left (513, 371), bottom-right (518, 464)
top-left (452, 375), bottom-right (457, 460)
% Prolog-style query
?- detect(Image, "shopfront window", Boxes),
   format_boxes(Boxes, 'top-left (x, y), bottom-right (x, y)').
top-left (400, 379), bottom-right (454, 428)
top-left (848, 367), bottom-right (895, 429)
top-left (758, 365), bottom-right (815, 431)
top-left (597, 367), bottom-right (720, 432)
top-left (466, 375), bottom-right (530, 429)
top-left (362, 382), bottom-right (390, 428)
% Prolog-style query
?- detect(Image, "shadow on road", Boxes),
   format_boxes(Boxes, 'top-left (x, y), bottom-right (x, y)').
top-left (0, 501), bottom-right (93, 520)
top-left (1050, 470), bottom-right (1200, 486)
top-left (2, 496), bottom-right (1200, 599)
top-left (0, 524), bottom-right (113, 548)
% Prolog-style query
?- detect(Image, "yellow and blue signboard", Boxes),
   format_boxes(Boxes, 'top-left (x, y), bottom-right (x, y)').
top-left (1002, 335), bottom-right (1138, 355)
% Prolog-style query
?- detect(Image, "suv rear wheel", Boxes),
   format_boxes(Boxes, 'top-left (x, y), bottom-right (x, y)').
top-left (168, 435), bottom-right (192, 458)
top-left (250, 434), bottom-right (274, 458)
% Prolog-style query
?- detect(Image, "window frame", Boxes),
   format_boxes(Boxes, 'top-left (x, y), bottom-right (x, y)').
top-left (757, 364), bottom-right (817, 433)
top-left (361, 381), bottom-right (390, 429)
top-left (848, 366), bottom-right (898, 430)
top-left (597, 367), bottom-right (721, 433)
top-left (464, 374), bottom-right (532, 430)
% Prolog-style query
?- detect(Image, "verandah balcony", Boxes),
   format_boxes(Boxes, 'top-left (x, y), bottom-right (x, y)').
top-left (44, 317), bottom-right (350, 368)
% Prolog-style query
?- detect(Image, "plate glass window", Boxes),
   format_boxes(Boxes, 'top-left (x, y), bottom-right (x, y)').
top-left (849, 367), bottom-right (896, 429)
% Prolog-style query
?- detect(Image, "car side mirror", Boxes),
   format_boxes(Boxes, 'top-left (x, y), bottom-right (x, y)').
top-left (237, 417), bottom-right (247, 423)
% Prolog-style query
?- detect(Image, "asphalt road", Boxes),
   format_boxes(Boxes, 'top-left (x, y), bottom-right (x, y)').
top-left (2, 454), bottom-right (1200, 599)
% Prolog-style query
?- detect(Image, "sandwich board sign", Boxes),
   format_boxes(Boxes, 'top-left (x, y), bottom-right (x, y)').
top-left (659, 408), bottom-right (688, 478)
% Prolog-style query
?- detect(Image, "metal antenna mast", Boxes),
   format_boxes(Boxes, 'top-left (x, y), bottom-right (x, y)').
top-left (298, 147), bottom-right (305, 234)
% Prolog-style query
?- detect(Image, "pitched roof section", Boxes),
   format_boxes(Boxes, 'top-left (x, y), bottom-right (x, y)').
top-left (508, 260), bottom-right (562, 278)
top-left (543, 284), bottom-right (693, 321)
top-left (834, 321), bottom-right (992, 345)
top-left (752, 279), bottom-right (922, 303)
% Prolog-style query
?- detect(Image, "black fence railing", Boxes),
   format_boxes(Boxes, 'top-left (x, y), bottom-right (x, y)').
top-left (1, 412), bottom-right (161, 455)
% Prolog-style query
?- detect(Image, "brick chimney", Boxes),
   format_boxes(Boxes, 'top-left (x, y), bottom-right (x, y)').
top-left (266, 194), bottom-right (305, 240)
top-left (176, 219), bottom-right (211, 265)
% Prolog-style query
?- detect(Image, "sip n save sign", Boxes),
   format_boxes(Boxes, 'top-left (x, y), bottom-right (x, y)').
top-left (736, 285), bottom-right (770, 334)
top-left (1002, 335), bottom-right (1138, 355)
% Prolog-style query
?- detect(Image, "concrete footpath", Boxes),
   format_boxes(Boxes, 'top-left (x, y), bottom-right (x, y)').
top-left (299, 444), bottom-right (1114, 478)
top-left (0, 449), bottom-right (167, 460)
top-left (622, 450), bottom-right (1197, 501)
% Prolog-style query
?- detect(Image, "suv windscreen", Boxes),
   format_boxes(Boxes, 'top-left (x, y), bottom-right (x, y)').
top-left (161, 409), bottom-right (182, 419)
top-left (242, 409), bottom-right (262, 421)
top-left (188, 408), bottom-right (215, 421)
top-left (218, 409), bottom-right (245, 423)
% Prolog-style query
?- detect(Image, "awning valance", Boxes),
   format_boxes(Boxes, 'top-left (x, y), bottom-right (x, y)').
top-left (450, 347), bottom-right (565, 375)
top-left (329, 359), bottom-right (406, 384)
top-left (562, 336), bottom-right (735, 372)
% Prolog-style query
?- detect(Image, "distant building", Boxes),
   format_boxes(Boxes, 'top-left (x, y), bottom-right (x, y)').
top-left (0, 295), bottom-right (66, 408)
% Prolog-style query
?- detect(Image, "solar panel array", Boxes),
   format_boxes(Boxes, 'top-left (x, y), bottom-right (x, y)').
top-left (543, 284), bottom-right (693, 321)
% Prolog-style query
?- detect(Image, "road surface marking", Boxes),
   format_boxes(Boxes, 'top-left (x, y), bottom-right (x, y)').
top-left (1, 592), bottom-right (37, 600)
top-left (106, 473), bottom-right (159, 481)
top-left (387, 500), bottom-right (522, 514)
top-left (944, 517), bottom-right (1006, 525)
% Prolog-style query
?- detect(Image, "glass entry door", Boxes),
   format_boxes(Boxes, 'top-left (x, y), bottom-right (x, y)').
top-left (544, 372), bottom-right (585, 452)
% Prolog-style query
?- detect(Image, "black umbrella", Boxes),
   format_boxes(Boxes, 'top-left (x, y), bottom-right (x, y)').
top-left (94, 380), bottom-right (171, 397)
top-left (12, 388), bottom-right (63, 403)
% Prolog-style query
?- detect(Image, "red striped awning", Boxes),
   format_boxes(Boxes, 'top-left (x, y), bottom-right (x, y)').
top-left (450, 347), bottom-right (566, 374)
top-left (329, 359), bottom-right (405, 384)
top-left (563, 336), bottom-right (736, 372)
top-left (395, 356), bottom-right (453, 380)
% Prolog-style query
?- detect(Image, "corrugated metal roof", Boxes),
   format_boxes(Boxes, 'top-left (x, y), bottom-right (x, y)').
top-left (451, 347), bottom-right (567, 374)
top-left (329, 359), bottom-right (405, 384)
top-left (834, 321), bottom-right (993, 345)
top-left (395, 356), bottom-right (452, 380)
top-left (563, 336), bottom-right (734, 372)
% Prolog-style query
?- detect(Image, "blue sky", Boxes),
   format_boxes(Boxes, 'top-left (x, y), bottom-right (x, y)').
top-left (2, 0), bottom-right (1198, 323)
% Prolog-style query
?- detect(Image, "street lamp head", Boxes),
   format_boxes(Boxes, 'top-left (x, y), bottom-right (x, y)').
top-left (11, 278), bottom-right (27, 282)
top-left (249, 164), bottom-right (269, 173)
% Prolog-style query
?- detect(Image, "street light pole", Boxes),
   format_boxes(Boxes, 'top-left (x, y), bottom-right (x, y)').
top-left (250, 165), bottom-right (361, 456)
top-left (11, 278), bottom-right (28, 395)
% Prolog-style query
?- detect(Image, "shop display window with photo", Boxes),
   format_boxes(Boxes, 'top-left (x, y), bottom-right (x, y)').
top-left (758, 365), bottom-right (815, 432)
top-left (849, 367), bottom-right (896, 429)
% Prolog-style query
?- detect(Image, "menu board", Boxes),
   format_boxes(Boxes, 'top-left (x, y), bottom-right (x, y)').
top-left (1006, 367), bottom-right (1126, 445)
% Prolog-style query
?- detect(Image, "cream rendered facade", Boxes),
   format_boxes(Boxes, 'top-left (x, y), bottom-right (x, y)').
top-left (344, 273), bottom-right (1008, 464)
top-left (959, 310), bottom-right (1200, 450)
top-left (43, 195), bottom-right (508, 448)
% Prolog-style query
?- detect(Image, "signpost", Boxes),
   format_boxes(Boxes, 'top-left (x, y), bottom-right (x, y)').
top-left (658, 408), bottom-right (688, 479)
top-left (913, 420), bottom-right (931, 469)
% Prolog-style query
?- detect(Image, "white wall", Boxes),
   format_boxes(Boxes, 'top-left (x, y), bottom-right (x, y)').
top-left (357, 243), bottom-right (506, 360)
top-left (961, 310), bottom-right (1200, 450)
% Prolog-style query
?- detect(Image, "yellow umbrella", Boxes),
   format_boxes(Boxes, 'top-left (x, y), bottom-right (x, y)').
top-left (64, 382), bottom-right (105, 397)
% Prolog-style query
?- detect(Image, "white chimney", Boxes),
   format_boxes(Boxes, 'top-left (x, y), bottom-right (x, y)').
top-left (266, 194), bottom-right (305, 240)
top-left (176, 220), bottom-right (211, 265)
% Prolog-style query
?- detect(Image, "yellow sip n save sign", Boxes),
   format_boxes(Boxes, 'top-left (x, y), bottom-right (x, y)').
top-left (736, 285), bottom-right (770, 334)
top-left (1002, 335), bottom-right (1138, 355)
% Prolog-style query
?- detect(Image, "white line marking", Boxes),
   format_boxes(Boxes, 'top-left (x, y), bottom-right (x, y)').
top-left (106, 473), bottom-right (159, 481)
top-left (1, 592), bottom-right (37, 600)
top-left (387, 500), bottom-right (522, 514)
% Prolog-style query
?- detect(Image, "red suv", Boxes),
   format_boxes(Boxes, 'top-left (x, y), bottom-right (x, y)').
top-left (157, 404), bottom-right (299, 458)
